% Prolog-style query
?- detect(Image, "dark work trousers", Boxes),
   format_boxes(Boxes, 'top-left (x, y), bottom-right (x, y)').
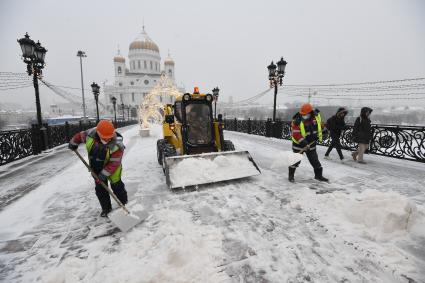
top-left (325, 135), bottom-right (344, 159)
top-left (290, 147), bottom-right (322, 170)
top-left (95, 179), bottom-right (128, 212)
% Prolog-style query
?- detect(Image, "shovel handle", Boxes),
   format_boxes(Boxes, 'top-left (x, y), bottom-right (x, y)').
top-left (299, 141), bottom-right (316, 154)
top-left (73, 149), bottom-right (130, 214)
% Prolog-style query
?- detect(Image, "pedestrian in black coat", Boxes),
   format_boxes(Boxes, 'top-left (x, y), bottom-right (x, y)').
top-left (352, 107), bottom-right (373, 164)
top-left (324, 107), bottom-right (348, 161)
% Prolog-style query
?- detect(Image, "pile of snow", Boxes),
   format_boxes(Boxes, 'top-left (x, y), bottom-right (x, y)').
top-left (343, 190), bottom-right (417, 238)
top-left (293, 188), bottom-right (422, 241)
top-left (168, 152), bottom-right (260, 188)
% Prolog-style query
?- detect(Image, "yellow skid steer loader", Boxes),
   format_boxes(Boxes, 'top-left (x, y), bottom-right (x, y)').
top-left (157, 87), bottom-right (261, 189)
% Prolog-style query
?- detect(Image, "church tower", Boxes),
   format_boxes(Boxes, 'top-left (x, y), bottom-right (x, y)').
top-left (164, 51), bottom-right (175, 81)
top-left (128, 26), bottom-right (161, 75)
top-left (113, 47), bottom-right (126, 79)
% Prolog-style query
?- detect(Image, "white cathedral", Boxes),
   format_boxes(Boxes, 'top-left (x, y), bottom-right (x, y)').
top-left (103, 27), bottom-right (182, 118)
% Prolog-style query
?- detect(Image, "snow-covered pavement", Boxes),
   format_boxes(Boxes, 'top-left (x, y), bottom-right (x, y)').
top-left (0, 125), bottom-right (424, 282)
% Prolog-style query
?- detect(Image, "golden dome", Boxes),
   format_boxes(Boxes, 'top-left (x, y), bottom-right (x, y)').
top-left (129, 27), bottom-right (159, 52)
top-left (164, 51), bottom-right (175, 65)
top-left (164, 59), bottom-right (174, 65)
top-left (129, 41), bottom-right (159, 52)
top-left (114, 56), bottom-right (125, 63)
top-left (113, 47), bottom-right (125, 63)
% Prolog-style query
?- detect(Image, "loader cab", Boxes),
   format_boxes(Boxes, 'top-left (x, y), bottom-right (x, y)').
top-left (176, 92), bottom-right (217, 154)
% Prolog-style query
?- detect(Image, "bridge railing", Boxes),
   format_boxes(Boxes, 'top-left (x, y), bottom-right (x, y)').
top-left (224, 118), bottom-right (425, 163)
top-left (0, 120), bottom-right (138, 166)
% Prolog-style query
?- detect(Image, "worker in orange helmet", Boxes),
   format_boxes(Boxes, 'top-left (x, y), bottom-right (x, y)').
top-left (68, 120), bottom-right (127, 217)
top-left (289, 103), bottom-right (329, 183)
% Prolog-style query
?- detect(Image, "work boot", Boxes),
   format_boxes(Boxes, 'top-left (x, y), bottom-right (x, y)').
top-left (288, 167), bottom-right (296, 183)
top-left (314, 168), bottom-right (329, 182)
top-left (100, 208), bottom-right (112, 217)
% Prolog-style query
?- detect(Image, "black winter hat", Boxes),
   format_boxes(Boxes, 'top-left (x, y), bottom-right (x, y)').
top-left (360, 107), bottom-right (373, 115)
top-left (336, 107), bottom-right (348, 115)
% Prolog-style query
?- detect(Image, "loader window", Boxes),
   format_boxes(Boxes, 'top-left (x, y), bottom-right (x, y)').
top-left (185, 104), bottom-right (212, 145)
top-left (174, 102), bottom-right (182, 122)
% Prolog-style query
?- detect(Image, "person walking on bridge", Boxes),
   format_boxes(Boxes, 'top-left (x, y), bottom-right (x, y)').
top-left (352, 107), bottom-right (373, 164)
top-left (324, 107), bottom-right (348, 161)
top-left (68, 120), bottom-right (128, 217)
top-left (289, 103), bottom-right (329, 183)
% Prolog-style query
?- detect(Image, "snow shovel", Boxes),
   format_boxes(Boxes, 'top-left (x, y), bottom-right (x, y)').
top-left (73, 150), bottom-right (146, 232)
top-left (271, 141), bottom-right (316, 169)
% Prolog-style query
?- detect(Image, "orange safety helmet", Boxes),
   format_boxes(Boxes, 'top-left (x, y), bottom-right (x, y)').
top-left (300, 103), bottom-right (313, 115)
top-left (96, 119), bottom-right (115, 140)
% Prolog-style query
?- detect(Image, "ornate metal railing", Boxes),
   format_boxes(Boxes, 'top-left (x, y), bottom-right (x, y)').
top-left (224, 119), bottom-right (425, 163)
top-left (0, 120), bottom-right (138, 166)
top-left (369, 125), bottom-right (425, 161)
top-left (0, 129), bottom-right (34, 165)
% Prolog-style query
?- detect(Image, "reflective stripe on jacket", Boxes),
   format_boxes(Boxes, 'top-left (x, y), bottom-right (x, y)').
top-left (291, 113), bottom-right (323, 144)
top-left (70, 127), bottom-right (124, 184)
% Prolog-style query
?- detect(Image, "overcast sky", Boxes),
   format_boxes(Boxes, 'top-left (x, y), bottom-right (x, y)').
top-left (1, 0), bottom-right (424, 109)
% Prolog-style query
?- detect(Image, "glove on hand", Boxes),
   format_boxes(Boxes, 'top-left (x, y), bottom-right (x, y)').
top-left (68, 143), bottom-right (78, 150)
top-left (94, 173), bottom-right (108, 185)
top-left (299, 140), bottom-right (308, 148)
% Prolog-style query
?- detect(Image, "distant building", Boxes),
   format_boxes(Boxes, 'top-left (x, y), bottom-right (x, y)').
top-left (0, 110), bottom-right (36, 130)
top-left (228, 96), bottom-right (234, 104)
top-left (104, 26), bottom-right (183, 118)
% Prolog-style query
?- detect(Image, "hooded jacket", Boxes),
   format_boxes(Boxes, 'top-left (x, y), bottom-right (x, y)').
top-left (326, 107), bottom-right (347, 138)
top-left (353, 107), bottom-right (373, 144)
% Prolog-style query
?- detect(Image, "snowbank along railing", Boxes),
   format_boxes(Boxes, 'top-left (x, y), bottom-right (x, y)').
top-left (224, 118), bottom-right (425, 163)
top-left (0, 120), bottom-right (138, 165)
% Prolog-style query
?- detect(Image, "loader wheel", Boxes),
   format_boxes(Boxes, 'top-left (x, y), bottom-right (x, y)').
top-left (157, 139), bottom-right (166, 165)
top-left (223, 140), bottom-right (235, 151)
top-left (162, 142), bottom-right (177, 173)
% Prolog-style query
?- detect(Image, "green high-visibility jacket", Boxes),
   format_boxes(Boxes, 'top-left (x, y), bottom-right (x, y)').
top-left (291, 113), bottom-right (323, 144)
top-left (85, 132), bottom-right (123, 184)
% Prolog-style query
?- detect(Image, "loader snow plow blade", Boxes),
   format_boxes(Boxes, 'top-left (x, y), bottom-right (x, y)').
top-left (164, 151), bottom-right (261, 189)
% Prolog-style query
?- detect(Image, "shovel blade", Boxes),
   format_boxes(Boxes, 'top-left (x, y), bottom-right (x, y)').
top-left (108, 208), bottom-right (148, 232)
top-left (271, 151), bottom-right (304, 169)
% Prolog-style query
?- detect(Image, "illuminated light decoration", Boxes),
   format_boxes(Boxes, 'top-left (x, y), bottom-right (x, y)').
top-left (205, 94), bottom-right (213, 101)
top-left (193, 86), bottom-right (200, 94)
top-left (138, 72), bottom-right (182, 129)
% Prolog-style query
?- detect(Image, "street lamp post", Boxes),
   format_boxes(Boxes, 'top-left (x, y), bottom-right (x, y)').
top-left (212, 87), bottom-right (220, 120)
top-left (17, 33), bottom-right (47, 128)
top-left (91, 82), bottom-right (100, 123)
top-left (267, 57), bottom-right (287, 122)
top-left (121, 102), bottom-right (125, 121)
top-left (77, 50), bottom-right (87, 120)
top-left (127, 105), bottom-right (130, 121)
top-left (18, 33), bottom-right (48, 152)
top-left (111, 96), bottom-right (117, 124)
